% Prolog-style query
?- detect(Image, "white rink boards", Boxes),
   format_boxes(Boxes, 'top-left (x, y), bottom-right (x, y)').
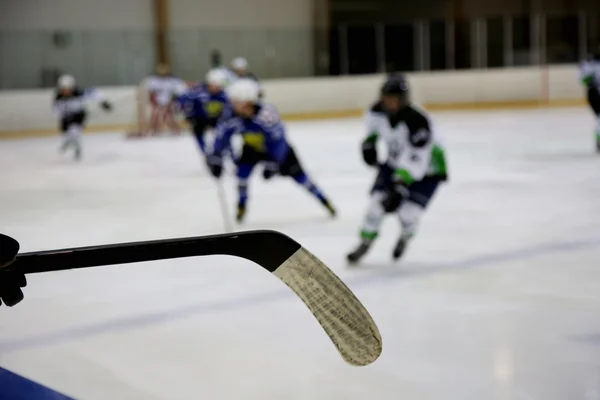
top-left (0, 107), bottom-right (599, 399)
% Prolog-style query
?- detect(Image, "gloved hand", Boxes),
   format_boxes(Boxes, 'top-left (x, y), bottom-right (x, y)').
top-left (100, 101), bottom-right (113, 112)
top-left (361, 138), bottom-right (378, 166)
top-left (0, 269), bottom-right (26, 307)
top-left (381, 175), bottom-right (410, 213)
top-left (262, 162), bottom-right (279, 180)
top-left (206, 155), bottom-right (223, 178)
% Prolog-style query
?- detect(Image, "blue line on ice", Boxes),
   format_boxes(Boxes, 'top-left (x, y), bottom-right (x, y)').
top-left (0, 236), bottom-right (599, 354)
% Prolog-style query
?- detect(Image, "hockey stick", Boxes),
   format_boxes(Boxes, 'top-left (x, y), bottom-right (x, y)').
top-left (0, 231), bottom-right (381, 366)
top-left (215, 180), bottom-right (233, 233)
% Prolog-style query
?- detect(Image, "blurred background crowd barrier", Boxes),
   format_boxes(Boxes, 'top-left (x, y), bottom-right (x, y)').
top-left (0, 0), bottom-right (599, 89)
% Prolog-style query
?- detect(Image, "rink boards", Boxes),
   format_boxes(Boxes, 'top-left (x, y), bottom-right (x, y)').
top-left (0, 64), bottom-right (587, 138)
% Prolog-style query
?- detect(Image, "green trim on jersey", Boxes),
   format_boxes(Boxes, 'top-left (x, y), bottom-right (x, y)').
top-left (365, 132), bottom-right (379, 142)
top-left (582, 76), bottom-right (594, 87)
top-left (430, 144), bottom-right (448, 177)
top-left (394, 168), bottom-right (415, 185)
top-left (360, 230), bottom-right (378, 241)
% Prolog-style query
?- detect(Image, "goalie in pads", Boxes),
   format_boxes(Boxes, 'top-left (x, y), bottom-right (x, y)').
top-left (143, 64), bottom-right (186, 136)
top-left (347, 74), bottom-right (448, 264)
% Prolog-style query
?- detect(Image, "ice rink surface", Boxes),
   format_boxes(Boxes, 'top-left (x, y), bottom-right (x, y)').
top-left (1, 107), bottom-right (600, 399)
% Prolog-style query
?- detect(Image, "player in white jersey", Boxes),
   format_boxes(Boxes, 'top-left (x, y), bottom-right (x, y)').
top-left (225, 57), bottom-right (263, 98)
top-left (144, 64), bottom-right (187, 135)
top-left (347, 74), bottom-right (448, 264)
top-left (579, 45), bottom-right (600, 152)
top-left (53, 74), bottom-right (112, 160)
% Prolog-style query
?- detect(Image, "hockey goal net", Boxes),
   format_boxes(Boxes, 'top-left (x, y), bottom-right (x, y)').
top-left (126, 79), bottom-right (195, 138)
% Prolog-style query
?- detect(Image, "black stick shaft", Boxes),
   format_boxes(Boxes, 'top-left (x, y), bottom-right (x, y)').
top-left (10, 230), bottom-right (300, 275)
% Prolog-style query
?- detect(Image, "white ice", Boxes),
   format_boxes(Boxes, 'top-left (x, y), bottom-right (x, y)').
top-left (1, 107), bottom-right (600, 400)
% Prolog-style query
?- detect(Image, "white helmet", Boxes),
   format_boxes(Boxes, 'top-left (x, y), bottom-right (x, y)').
top-left (231, 57), bottom-right (248, 71)
top-left (205, 68), bottom-right (229, 88)
top-left (58, 74), bottom-right (75, 89)
top-left (226, 79), bottom-right (260, 103)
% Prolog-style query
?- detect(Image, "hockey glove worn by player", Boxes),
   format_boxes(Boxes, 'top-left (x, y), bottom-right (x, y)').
top-left (207, 155), bottom-right (223, 178)
top-left (262, 162), bottom-right (279, 180)
top-left (0, 233), bottom-right (26, 307)
top-left (0, 269), bottom-right (26, 307)
top-left (100, 101), bottom-right (113, 112)
top-left (361, 134), bottom-right (378, 166)
top-left (381, 171), bottom-right (410, 213)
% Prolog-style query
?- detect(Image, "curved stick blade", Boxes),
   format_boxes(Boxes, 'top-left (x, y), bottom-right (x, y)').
top-left (273, 247), bottom-right (382, 366)
top-left (0, 234), bottom-right (20, 270)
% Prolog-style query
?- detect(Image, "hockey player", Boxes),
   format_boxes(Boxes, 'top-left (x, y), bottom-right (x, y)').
top-left (230, 57), bottom-right (258, 81)
top-left (347, 74), bottom-right (448, 264)
top-left (579, 44), bottom-right (600, 152)
top-left (53, 74), bottom-right (112, 160)
top-left (144, 64), bottom-right (187, 136)
top-left (227, 57), bottom-right (263, 98)
top-left (175, 68), bottom-right (232, 155)
top-left (206, 79), bottom-right (336, 223)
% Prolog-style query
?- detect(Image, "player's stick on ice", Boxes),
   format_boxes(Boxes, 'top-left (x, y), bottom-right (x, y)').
top-left (0, 231), bottom-right (382, 366)
top-left (215, 180), bottom-right (233, 233)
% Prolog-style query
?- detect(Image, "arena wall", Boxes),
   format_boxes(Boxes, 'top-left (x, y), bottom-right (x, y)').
top-left (0, 65), bottom-right (586, 138)
top-left (0, 0), bottom-right (154, 30)
top-left (0, 0), bottom-right (313, 30)
top-left (170, 0), bottom-right (314, 28)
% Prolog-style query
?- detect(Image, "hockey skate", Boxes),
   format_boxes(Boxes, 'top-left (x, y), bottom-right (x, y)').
top-left (392, 235), bottom-right (411, 261)
top-left (346, 241), bottom-right (371, 264)
top-left (322, 199), bottom-right (337, 218)
top-left (236, 205), bottom-right (246, 223)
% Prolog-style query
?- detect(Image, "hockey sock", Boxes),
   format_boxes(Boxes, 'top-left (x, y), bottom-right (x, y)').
top-left (359, 192), bottom-right (386, 243)
top-left (397, 200), bottom-right (424, 239)
top-left (237, 180), bottom-right (249, 208)
top-left (66, 125), bottom-right (82, 156)
top-left (194, 134), bottom-right (206, 154)
top-left (59, 134), bottom-right (71, 151)
top-left (292, 173), bottom-right (327, 202)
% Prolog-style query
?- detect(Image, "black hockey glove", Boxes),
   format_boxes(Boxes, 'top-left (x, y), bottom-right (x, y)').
top-left (381, 175), bottom-right (410, 213)
top-left (101, 101), bottom-right (113, 112)
top-left (262, 162), bottom-right (279, 180)
top-left (206, 155), bottom-right (223, 178)
top-left (361, 138), bottom-right (378, 166)
top-left (0, 269), bottom-right (26, 307)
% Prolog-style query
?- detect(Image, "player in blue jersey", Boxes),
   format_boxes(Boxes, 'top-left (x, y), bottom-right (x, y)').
top-left (175, 68), bottom-right (232, 156)
top-left (206, 79), bottom-right (336, 223)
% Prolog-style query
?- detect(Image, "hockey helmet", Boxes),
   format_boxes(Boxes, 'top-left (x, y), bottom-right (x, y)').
top-left (380, 73), bottom-right (409, 97)
top-left (227, 78), bottom-right (260, 103)
top-left (232, 57), bottom-right (248, 71)
top-left (57, 74), bottom-right (75, 89)
top-left (206, 68), bottom-right (229, 88)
